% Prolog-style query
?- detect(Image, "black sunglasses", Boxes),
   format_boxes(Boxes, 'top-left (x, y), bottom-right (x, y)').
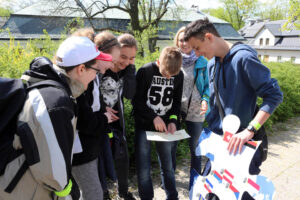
top-left (85, 65), bottom-right (101, 75)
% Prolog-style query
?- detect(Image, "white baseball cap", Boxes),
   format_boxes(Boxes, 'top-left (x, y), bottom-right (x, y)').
top-left (56, 36), bottom-right (112, 67)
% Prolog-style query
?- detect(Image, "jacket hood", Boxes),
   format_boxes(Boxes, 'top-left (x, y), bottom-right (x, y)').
top-left (223, 43), bottom-right (257, 64)
top-left (21, 57), bottom-right (85, 98)
top-left (22, 57), bottom-right (67, 85)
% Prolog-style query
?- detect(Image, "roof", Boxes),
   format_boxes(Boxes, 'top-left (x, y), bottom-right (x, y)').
top-left (1, 2), bottom-right (243, 41)
top-left (239, 20), bottom-right (300, 38)
top-left (0, 14), bottom-right (243, 41)
top-left (246, 37), bottom-right (300, 51)
top-left (0, 17), bottom-right (8, 28)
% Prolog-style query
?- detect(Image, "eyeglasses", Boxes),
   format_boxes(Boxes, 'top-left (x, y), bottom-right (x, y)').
top-left (85, 65), bottom-right (101, 75)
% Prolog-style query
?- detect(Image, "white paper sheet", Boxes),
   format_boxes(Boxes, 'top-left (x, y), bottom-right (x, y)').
top-left (146, 129), bottom-right (190, 141)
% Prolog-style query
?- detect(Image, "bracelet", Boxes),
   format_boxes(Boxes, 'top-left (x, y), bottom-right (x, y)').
top-left (169, 115), bottom-right (177, 120)
top-left (54, 179), bottom-right (72, 197)
top-left (250, 120), bottom-right (261, 131)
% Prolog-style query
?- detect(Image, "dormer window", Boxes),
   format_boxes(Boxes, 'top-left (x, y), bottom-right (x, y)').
top-left (266, 38), bottom-right (269, 46)
top-left (259, 38), bottom-right (263, 46)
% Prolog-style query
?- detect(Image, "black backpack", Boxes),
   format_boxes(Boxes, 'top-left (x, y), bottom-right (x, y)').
top-left (0, 67), bottom-right (68, 193)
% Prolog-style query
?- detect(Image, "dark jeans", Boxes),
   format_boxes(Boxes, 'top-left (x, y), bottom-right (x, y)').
top-left (98, 134), bottom-right (117, 192)
top-left (112, 131), bottom-right (130, 195)
top-left (186, 121), bottom-right (204, 189)
top-left (135, 128), bottom-right (178, 200)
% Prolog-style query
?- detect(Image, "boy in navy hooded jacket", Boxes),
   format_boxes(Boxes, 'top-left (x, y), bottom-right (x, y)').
top-left (184, 18), bottom-right (283, 200)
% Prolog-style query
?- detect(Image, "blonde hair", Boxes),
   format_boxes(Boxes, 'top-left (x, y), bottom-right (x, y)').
top-left (159, 46), bottom-right (182, 76)
top-left (118, 33), bottom-right (138, 50)
top-left (94, 31), bottom-right (120, 53)
top-left (72, 27), bottom-right (95, 42)
top-left (174, 26), bottom-right (186, 47)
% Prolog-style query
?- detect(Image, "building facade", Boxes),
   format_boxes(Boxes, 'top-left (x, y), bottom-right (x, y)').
top-left (239, 20), bottom-right (300, 64)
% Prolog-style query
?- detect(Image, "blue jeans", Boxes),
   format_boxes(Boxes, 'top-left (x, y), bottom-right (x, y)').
top-left (185, 121), bottom-right (204, 189)
top-left (135, 128), bottom-right (178, 200)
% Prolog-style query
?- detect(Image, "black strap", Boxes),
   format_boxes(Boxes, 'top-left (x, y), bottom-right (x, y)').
top-left (186, 69), bottom-right (199, 116)
top-left (5, 160), bottom-right (29, 193)
top-left (212, 61), bottom-right (225, 120)
top-left (27, 80), bottom-right (68, 94)
top-left (212, 42), bottom-right (244, 120)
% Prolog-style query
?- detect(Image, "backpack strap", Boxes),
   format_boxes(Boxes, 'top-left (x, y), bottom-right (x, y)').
top-left (27, 79), bottom-right (70, 95)
top-left (4, 160), bottom-right (29, 193)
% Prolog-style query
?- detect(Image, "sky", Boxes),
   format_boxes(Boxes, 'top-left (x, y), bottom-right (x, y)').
top-left (1, 0), bottom-right (280, 12)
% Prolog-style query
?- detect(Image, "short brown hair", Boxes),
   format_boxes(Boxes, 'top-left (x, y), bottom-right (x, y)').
top-left (72, 27), bottom-right (95, 42)
top-left (184, 18), bottom-right (220, 41)
top-left (174, 26), bottom-right (186, 47)
top-left (159, 46), bottom-right (182, 76)
top-left (94, 31), bottom-right (120, 53)
top-left (118, 33), bottom-right (138, 50)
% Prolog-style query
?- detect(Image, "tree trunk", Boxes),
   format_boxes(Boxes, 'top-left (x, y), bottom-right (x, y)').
top-left (148, 37), bottom-right (158, 53)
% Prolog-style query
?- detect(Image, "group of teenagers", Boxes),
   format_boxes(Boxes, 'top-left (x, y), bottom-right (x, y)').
top-left (0, 18), bottom-right (283, 200)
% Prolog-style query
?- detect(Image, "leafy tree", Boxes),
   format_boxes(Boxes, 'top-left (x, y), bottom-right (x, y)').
top-left (0, 7), bottom-right (11, 17)
top-left (257, 3), bottom-right (288, 21)
top-left (52, 0), bottom-right (178, 54)
top-left (284, 0), bottom-right (300, 29)
top-left (219, 0), bottom-right (259, 30)
top-left (203, 0), bottom-right (258, 30)
top-left (202, 7), bottom-right (231, 23)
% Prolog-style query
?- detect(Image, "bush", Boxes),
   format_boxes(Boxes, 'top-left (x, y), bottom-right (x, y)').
top-left (262, 62), bottom-right (300, 131)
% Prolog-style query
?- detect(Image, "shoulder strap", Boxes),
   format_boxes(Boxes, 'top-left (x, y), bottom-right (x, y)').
top-left (186, 69), bottom-right (199, 114)
top-left (27, 80), bottom-right (68, 94)
top-left (212, 61), bottom-right (225, 120)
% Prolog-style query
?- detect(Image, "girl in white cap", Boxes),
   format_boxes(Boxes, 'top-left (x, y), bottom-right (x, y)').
top-left (0, 36), bottom-right (112, 200)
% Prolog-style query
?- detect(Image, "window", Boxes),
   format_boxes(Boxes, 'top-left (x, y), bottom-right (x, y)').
top-left (264, 55), bottom-right (269, 62)
top-left (258, 55), bottom-right (262, 60)
top-left (266, 38), bottom-right (269, 46)
top-left (277, 56), bottom-right (282, 62)
top-left (291, 57), bottom-right (296, 64)
top-left (259, 38), bottom-right (263, 45)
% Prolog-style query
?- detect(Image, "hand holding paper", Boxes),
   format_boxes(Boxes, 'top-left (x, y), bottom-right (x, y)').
top-left (146, 129), bottom-right (190, 142)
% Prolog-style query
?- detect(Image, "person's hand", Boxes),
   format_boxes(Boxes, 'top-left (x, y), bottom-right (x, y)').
top-left (167, 123), bottom-right (177, 134)
top-left (227, 129), bottom-right (255, 154)
top-left (200, 100), bottom-right (208, 115)
top-left (106, 106), bottom-right (119, 121)
top-left (153, 116), bottom-right (167, 133)
top-left (104, 112), bottom-right (115, 123)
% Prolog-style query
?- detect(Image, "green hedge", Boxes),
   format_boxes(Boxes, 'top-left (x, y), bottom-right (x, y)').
top-left (1, 37), bottom-right (300, 165)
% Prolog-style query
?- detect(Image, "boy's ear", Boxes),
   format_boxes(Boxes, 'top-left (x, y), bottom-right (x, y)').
top-left (205, 33), bottom-right (214, 42)
top-left (157, 59), bottom-right (160, 66)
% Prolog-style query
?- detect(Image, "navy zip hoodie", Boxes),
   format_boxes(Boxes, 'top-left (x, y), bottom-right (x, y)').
top-left (206, 43), bottom-right (283, 135)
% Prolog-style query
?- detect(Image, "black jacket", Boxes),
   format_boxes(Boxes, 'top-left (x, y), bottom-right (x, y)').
top-left (72, 79), bottom-right (110, 166)
top-left (100, 64), bottom-right (136, 134)
top-left (132, 62), bottom-right (183, 131)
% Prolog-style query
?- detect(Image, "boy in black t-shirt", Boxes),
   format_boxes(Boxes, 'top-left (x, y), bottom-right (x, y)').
top-left (132, 46), bottom-right (183, 200)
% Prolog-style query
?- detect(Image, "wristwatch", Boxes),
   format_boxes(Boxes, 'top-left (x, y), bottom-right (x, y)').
top-left (246, 124), bottom-right (257, 134)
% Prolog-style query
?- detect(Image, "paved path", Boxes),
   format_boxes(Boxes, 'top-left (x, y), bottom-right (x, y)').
top-left (148, 117), bottom-right (300, 200)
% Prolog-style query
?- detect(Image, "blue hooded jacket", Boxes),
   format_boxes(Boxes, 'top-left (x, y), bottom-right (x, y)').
top-left (206, 44), bottom-right (283, 135)
top-left (194, 56), bottom-right (210, 103)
